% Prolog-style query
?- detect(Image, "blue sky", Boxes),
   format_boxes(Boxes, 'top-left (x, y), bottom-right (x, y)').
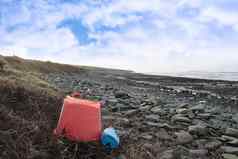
top-left (0, 0), bottom-right (238, 73)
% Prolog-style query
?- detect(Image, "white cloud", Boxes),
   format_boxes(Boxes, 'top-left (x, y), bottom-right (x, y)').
top-left (199, 6), bottom-right (238, 30)
top-left (0, 0), bottom-right (238, 74)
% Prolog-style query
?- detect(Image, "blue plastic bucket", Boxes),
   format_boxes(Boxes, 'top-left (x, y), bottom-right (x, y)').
top-left (101, 127), bottom-right (120, 149)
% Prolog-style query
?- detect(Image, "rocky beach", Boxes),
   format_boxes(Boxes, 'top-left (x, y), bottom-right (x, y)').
top-left (43, 67), bottom-right (238, 159)
top-left (1, 56), bottom-right (238, 159)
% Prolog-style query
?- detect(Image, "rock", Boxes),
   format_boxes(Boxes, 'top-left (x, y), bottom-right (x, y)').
top-left (106, 98), bottom-right (118, 106)
top-left (221, 146), bottom-right (238, 155)
top-left (173, 146), bottom-right (190, 158)
top-left (145, 114), bottom-right (159, 122)
top-left (124, 110), bottom-right (138, 117)
top-left (188, 124), bottom-right (208, 136)
top-left (114, 91), bottom-right (130, 99)
top-left (158, 150), bottom-right (174, 159)
top-left (115, 154), bottom-right (127, 159)
top-left (189, 149), bottom-right (208, 158)
top-left (222, 135), bottom-right (238, 147)
top-left (150, 106), bottom-right (162, 114)
top-left (194, 139), bottom-right (208, 149)
top-left (145, 121), bottom-right (160, 127)
top-left (232, 114), bottom-right (238, 124)
top-left (141, 134), bottom-right (153, 140)
top-left (228, 139), bottom-right (238, 147)
top-left (139, 105), bottom-right (151, 111)
top-left (176, 108), bottom-right (188, 114)
top-left (205, 140), bottom-right (222, 150)
top-left (172, 114), bottom-right (191, 123)
top-left (175, 131), bottom-right (193, 144)
top-left (190, 104), bottom-right (205, 113)
top-left (178, 103), bottom-right (189, 109)
top-left (156, 128), bottom-right (172, 140)
top-left (197, 113), bottom-right (212, 119)
top-left (225, 128), bottom-right (238, 138)
top-left (112, 103), bottom-right (131, 112)
top-left (222, 153), bottom-right (238, 159)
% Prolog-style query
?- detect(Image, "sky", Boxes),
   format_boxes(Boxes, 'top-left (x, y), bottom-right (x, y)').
top-left (0, 0), bottom-right (238, 73)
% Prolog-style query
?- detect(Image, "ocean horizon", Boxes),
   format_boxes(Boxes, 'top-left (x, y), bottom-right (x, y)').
top-left (145, 71), bottom-right (238, 81)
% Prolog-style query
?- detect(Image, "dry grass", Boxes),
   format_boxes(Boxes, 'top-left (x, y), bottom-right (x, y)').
top-left (0, 55), bottom-right (155, 159)
top-left (4, 56), bottom-right (83, 74)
